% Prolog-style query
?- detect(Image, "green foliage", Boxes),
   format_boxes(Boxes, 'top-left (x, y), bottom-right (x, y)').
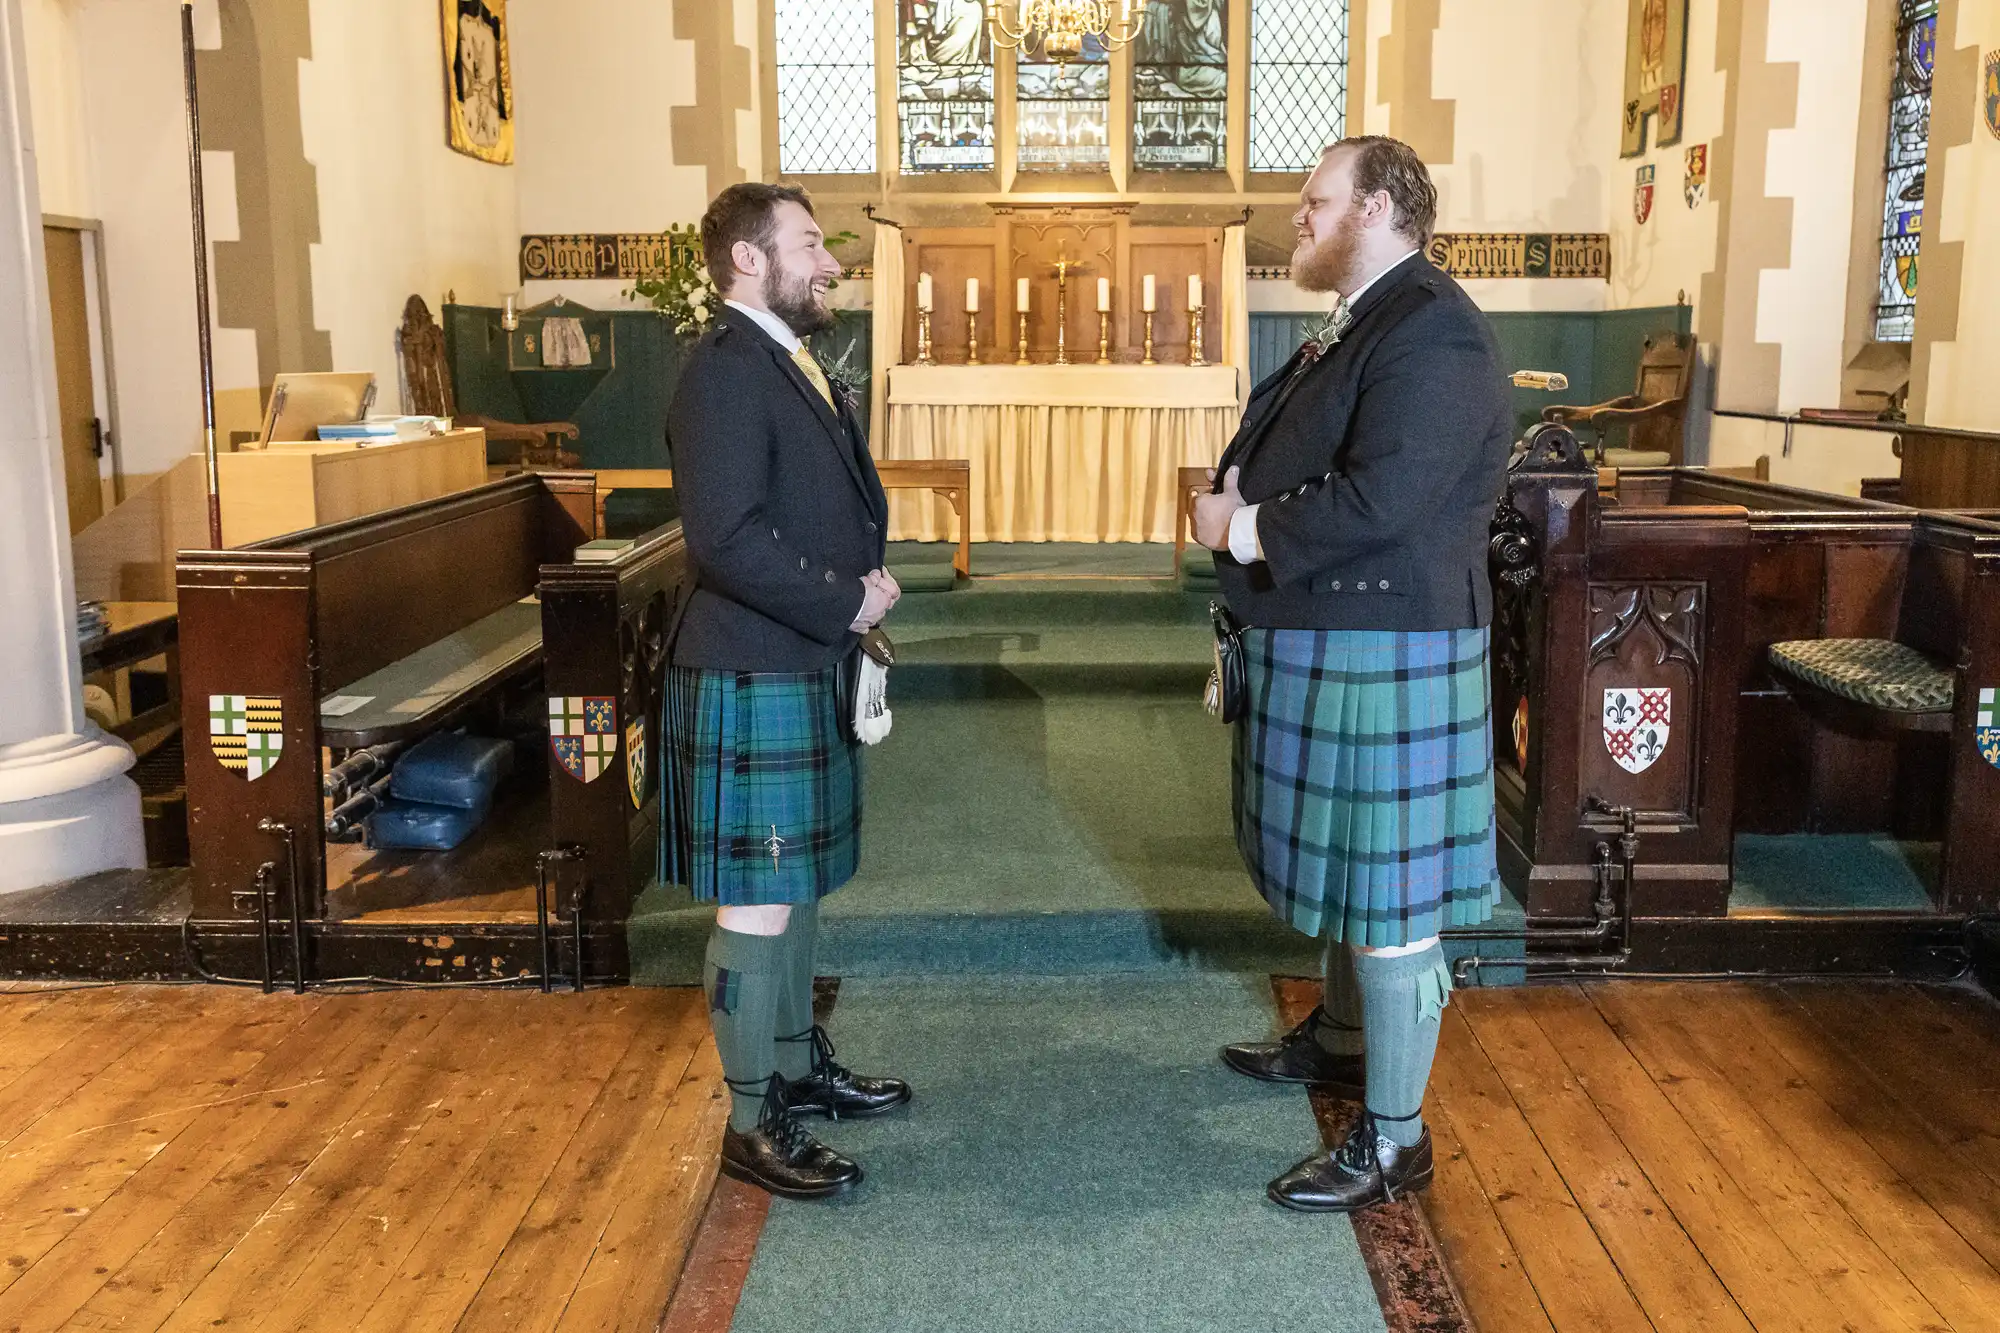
top-left (628, 226), bottom-right (866, 339)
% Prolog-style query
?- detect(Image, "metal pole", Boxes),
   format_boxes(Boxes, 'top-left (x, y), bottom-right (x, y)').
top-left (181, 2), bottom-right (221, 548)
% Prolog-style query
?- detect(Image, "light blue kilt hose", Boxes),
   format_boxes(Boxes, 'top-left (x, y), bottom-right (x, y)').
top-left (1232, 626), bottom-right (1501, 946)
top-left (659, 664), bottom-right (862, 906)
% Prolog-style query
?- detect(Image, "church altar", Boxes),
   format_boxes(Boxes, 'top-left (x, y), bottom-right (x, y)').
top-left (881, 364), bottom-right (1241, 544)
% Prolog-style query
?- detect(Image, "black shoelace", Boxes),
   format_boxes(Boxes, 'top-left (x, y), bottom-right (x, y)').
top-left (726, 1074), bottom-right (813, 1160)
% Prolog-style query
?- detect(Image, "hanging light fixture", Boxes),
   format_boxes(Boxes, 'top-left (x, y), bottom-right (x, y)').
top-left (984, 0), bottom-right (1152, 65)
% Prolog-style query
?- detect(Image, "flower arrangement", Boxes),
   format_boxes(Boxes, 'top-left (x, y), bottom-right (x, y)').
top-left (628, 224), bottom-right (718, 338)
top-left (630, 225), bottom-right (863, 340)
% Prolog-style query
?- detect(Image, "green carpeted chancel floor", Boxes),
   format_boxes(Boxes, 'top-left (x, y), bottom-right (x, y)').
top-left (728, 973), bottom-right (1390, 1333)
top-left (627, 568), bottom-right (1526, 983)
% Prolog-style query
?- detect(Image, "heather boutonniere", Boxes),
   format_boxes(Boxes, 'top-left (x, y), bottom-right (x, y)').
top-left (817, 340), bottom-right (868, 415)
top-left (1302, 299), bottom-right (1355, 360)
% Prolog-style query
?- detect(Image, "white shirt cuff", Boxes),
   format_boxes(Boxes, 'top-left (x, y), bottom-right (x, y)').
top-left (1227, 503), bottom-right (1263, 564)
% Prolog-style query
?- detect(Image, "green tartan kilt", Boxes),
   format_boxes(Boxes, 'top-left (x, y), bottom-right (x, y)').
top-left (1232, 626), bottom-right (1500, 947)
top-left (659, 664), bottom-right (862, 906)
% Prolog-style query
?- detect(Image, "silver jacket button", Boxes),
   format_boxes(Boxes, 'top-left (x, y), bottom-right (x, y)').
top-left (799, 557), bottom-right (808, 570)
top-left (824, 570), bottom-right (836, 583)
top-left (1330, 580), bottom-right (1341, 590)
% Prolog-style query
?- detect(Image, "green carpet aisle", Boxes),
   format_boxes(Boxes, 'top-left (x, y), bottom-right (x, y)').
top-left (727, 973), bottom-right (1391, 1333)
top-left (628, 569), bottom-right (1528, 983)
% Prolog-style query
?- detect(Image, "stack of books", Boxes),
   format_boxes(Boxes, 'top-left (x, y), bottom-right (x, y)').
top-left (316, 415), bottom-right (450, 443)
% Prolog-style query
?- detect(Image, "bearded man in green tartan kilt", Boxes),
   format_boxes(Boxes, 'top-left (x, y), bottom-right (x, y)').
top-left (1195, 137), bottom-right (1511, 1212)
top-left (660, 183), bottom-right (910, 1201)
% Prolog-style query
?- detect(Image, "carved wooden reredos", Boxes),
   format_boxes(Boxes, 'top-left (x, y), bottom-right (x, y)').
top-left (899, 205), bottom-right (1223, 364)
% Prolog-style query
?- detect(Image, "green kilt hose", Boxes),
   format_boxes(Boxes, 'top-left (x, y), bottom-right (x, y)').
top-left (659, 663), bottom-right (862, 906)
top-left (1233, 626), bottom-right (1500, 947)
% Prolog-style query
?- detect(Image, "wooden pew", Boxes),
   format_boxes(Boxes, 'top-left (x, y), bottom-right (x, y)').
top-left (538, 522), bottom-right (690, 982)
top-left (177, 473), bottom-right (596, 932)
top-left (1500, 452), bottom-right (2000, 919)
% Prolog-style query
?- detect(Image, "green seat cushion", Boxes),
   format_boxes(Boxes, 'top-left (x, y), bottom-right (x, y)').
top-left (889, 558), bottom-right (959, 593)
top-left (1768, 638), bottom-right (1954, 713)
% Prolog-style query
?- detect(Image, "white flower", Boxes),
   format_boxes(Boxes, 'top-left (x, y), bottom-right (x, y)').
top-left (692, 305), bottom-right (709, 324)
top-left (688, 284), bottom-right (708, 304)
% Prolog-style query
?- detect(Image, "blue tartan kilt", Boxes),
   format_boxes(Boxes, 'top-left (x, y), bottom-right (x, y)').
top-left (1232, 626), bottom-right (1500, 947)
top-left (658, 664), bottom-right (862, 906)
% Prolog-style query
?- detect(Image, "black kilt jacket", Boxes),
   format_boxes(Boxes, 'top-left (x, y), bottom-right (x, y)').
top-left (667, 305), bottom-right (890, 672)
top-left (1213, 254), bottom-right (1512, 632)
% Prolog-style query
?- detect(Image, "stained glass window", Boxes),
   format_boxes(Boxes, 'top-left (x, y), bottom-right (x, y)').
top-left (1017, 34), bottom-right (1111, 173)
top-left (1874, 0), bottom-right (1936, 342)
top-left (775, 0), bottom-right (877, 175)
top-left (898, 0), bottom-right (995, 172)
top-left (1134, 1), bottom-right (1229, 171)
top-left (1249, 0), bottom-right (1347, 173)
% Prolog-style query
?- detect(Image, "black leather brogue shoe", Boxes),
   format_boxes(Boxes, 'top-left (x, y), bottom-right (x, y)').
top-left (1267, 1115), bottom-right (1433, 1213)
top-left (1219, 1007), bottom-right (1365, 1093)
top-left (781, 1025), bottom-right (912, 1121)
top-left (720, 1076), bottom-right (863, 1200)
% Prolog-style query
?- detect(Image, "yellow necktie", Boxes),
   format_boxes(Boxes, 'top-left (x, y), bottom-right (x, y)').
top-left (790, 347), bottom-right (834, 408)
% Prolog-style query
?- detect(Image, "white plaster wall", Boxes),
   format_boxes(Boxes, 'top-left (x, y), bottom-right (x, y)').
top-left (1922, 0), bottom-right (2000, 430)
top-left (302, 0), bottom-right (520, 413)
top-left (1362, 0), bottom-right (1391, 136)
top-left (1756, 0), bottom-right (1868, 412)
top-left (510, 0), bottom-right (706, 310)
top-left (19, 0), bottom-right (88, 218)
top-left (1607, 0), bottom-right (1727, 315)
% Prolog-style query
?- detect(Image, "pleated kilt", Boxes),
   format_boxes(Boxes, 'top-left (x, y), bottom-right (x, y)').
top-left (659, 664), bottom-right (862, 906)
top-left (1232, 626), bottom-right (1500, 947)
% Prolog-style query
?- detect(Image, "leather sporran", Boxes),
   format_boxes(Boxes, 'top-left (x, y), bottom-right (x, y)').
top-left (1204, 602), bottom-right (1248, 724)
top-left (845, 628), bottom-right (895, 745)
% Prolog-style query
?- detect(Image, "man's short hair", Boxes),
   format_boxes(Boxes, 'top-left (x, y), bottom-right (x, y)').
top-left (700, 182), bottom-right (816, 285)
top-left (1326, 136), bottom-right (1438, 247)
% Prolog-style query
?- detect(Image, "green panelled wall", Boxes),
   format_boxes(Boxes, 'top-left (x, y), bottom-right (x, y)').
top-left (1247, 304), bottom-right (1694, 439)
top-left (443, 301), bottom-right (1688, 483)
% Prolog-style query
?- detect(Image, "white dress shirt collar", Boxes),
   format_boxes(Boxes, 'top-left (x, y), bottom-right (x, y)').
top-left (724, 298), bottom-right (804, 354)
top-left (1337, 247), bottom-right (1422, 309)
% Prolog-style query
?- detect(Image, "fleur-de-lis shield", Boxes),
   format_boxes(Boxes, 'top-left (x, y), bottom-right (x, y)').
top-left (1603, 686), bottom-right (1671, 775)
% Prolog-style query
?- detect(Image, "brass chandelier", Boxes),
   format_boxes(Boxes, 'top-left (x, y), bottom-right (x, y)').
top-left (983, 0), bottom-right (1153, 64)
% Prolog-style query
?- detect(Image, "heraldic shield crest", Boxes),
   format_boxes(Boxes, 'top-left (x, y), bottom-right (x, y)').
top-left (1634, 164), bottom-right (1656, 224)
top-left (1978, 687), bottom-right (2000, 770)
top-left (625, 716), bottom-right (647, 808)
top-left (1985, 49), bottom-right (1999, 141)
top-left (210, 694), bottom-right (284, 781)
top-left (1604, 687), bottom-right (1671, 775)
top-left (550, 696), bottom-right (617, 783)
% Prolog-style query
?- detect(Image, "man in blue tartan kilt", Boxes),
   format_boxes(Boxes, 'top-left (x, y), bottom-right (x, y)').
top-left (661, 183), bottom-right (911, 1200)
top-left (1194, 137), bottom-right (1511, 1212)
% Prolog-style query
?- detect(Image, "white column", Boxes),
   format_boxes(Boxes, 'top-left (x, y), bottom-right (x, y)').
top-left (0, 0), bottom-right (144, 891)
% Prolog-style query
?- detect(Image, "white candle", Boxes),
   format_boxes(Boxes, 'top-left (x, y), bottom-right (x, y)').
top-left (1096, 277), bottom-right (1110, 313)
top-left (1142, 274), bottom-right (1156, 312)
top-left (918, 272), bottom-right (933, 311)
top-left (1188, 274), bottom-right (1203, 309)
top-left (1017, 277), bottom-right (1030, 309)
top-left (965, 277), bottom-right (979, 313)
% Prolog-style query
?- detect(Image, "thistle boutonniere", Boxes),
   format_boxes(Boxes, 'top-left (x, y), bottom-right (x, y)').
top-left (817, 340), bottom-right (868, 414)
top-left (1302, 299), bottom-right (1355, 362)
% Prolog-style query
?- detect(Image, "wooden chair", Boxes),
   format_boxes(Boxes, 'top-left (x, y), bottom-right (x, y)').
top-left (397, 295), bottom-right (580, 468)
top-left (1542, 331), bottom-right (1694, 468)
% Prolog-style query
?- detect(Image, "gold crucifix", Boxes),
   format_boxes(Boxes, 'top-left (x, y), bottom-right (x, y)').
top-left (1049, 246), bottom-right (1092, 365)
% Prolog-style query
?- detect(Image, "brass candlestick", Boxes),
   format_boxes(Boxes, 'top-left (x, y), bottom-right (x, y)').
top-left (1096, 310), bottom-right (1111, 364)
top-left (1187, 304), bottom-right (1207, 366)
top-left (1141, 310), bottom-right (1157, 365)
top-left (915, 308), bottom-right (935, 366)
top-left (1016, 310), bottom-right (1031, 364)
top-left (967, 317), bottom-right (981, 364)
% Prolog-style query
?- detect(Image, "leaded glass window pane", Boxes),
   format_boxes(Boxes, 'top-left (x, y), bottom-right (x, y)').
top-left (1250, 0), bottom-right (1347, 173)
top-left (776, 0), bottom-right (877, 175)
top-left (1875, 0), bottom-right (1936, 342)
top-left (899, 0), bottom-right (994, 172)
top-left (1134, 1), bottom-right (1229, 171)
top-left (1018, 34), bottom-right (1110, 173)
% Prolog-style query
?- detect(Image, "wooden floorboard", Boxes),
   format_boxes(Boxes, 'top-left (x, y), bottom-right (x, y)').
top-left (1427, 981), bottom-right (2000, 1333)
top-left (0, 984), bottom-right (721, 1333)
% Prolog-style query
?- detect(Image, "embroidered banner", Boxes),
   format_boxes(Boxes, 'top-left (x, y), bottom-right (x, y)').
top-left (1423, 233), bottom-right (1611, 281)
top-left (518, 233), bottom-right (690, 283)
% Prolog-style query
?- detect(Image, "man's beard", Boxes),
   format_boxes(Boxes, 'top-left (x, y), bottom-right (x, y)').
top-left (762, 263), bottom-right (834, 337)
top-left (1292, 208), bottom-right (1364, 294)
